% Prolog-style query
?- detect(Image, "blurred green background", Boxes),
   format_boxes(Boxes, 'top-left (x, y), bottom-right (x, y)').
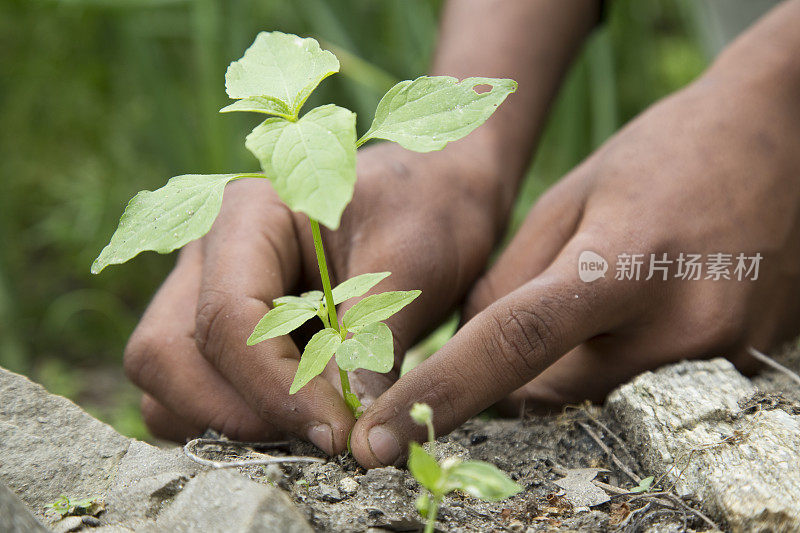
top-left (0, 0), bottom-right (714, 440)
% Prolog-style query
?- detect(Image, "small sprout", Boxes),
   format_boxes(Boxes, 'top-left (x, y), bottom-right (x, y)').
top-left (91, 31), bottom-right (515, 419)
top-left (629, 475), bottom-right (654, 494)
top-left (410, 402), bottom-right (433, 425)
top-left (44, 495), bottom-right (104, 519)
top-left (407, 403), bottom-right (521, 533)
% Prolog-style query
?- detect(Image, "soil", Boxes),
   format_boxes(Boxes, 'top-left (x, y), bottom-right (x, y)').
top-left (196, 406), bottom-right (705, 533)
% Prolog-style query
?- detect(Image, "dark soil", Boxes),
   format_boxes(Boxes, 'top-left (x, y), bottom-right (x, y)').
top-left (196, 405), bottom-right (708, 533)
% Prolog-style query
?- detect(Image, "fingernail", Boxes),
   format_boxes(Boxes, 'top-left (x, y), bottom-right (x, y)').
top-left (307, 424), bottom-right (333, 454)
top-left (367, 425), bottom-right (401, 465)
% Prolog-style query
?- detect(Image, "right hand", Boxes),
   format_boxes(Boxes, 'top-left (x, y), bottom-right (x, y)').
top-left (124, 141), bottom-right (510, 454)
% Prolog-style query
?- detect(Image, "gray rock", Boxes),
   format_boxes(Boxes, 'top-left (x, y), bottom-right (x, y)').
top-left (103, 440), bottom-right (199, 526)
top-left (152, 469), bottom-right (313, 533)
top-left (608, 358), bottom-right (800, 532)
top-left (0, 482), bottom-right (48, 532)
top-left (0, 367), bottom-right (130, 521)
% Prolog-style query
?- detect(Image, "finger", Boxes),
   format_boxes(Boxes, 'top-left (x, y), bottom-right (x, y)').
top-left (194, 179), bottom-right (355, 454)
top-left (140, 394), bottom-right (202, 442)
top-left (463, 170), bottom-right (587, 322)
top-left (350, 234), bottom-right (638, 467)
top-left (125, 242), bottom-right (279, 441)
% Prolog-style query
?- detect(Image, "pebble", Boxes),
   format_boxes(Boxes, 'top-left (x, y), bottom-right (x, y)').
top-left (338, 476), bottom-right (359, 495)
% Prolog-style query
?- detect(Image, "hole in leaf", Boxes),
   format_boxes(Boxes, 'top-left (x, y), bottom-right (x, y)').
top-left (472, 84), bottom-right (492, 94)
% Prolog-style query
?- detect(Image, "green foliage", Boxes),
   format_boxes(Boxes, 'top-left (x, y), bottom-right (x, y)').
top-left (335, 321), bottom-right (394, 372)
top-left (245, 104), bottom-right (357, 229)
top-left (247, 302), bottom-right (318, 345)
top-left (408, 402), bottom-right (521, 532)
top-left (342, 290), bottom-right (421, 330)
top-left (332, 271), bottom-right (391, 304)
top-left (359, 76), bottom-right (517, 152)
top-left (290, 328), bottom-right (341, 394)
top-left (223, 31), bottom-right (340, 120)
top-left (630, 475), bottom-right (654, 493)
top-left (45, 495), bottom-right (104, 518)
top-left (92, 174), bottom-right (253, 274)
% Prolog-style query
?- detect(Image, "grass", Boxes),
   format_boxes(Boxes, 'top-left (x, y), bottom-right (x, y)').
top-left (0, 0), bottom-right (706, 437)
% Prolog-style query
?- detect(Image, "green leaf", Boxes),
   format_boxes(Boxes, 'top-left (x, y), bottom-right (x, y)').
top-left (359, 76), bottom-right (517, 152)
top-left (342, 290), bottom-right (421, 331)
top-left (332, 272), bottom-right (391, 305)
top-left (247, 302), bottom-right (317, 345)
top-left (629, 476), bottom-right (654, 494)
top-left (335, 322), bottom-right (393, 372)
top-left (447, 461), bottom-right (522, 501)
top-left (92, 174), bottom-right (247, 274)
top-left (273, 290), bottom-right (323, 310)
top-left (225, 31), bottom-right (339, 118)
top-left (246, 104), bottom-right (356, 229)
top-left (408, 442), bottom-right (442, 494)
top-left (290, 328), bottom-right (341, 394)
top-left (220, 96), bottom-right (294, 120)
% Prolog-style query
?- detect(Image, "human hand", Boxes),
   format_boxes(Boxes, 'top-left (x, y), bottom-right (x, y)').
top-left (123, 141), bottom-right (509, 454)
top-left (348, 30), bottom-right (800, 467)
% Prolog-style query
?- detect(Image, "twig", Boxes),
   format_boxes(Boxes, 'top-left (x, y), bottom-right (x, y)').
top-left (183, 438), bottom-right (325, 468)
top-left (577, 421), bottom-right (641, 483)
top-left (748, 347), bottom-right (800, 386)
top-left (618, 502), bottom-right (651, 529)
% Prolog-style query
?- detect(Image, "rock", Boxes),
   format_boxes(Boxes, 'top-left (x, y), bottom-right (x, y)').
top-left (0, 482), bottom-right (48, 532)
top-left (0, 366), bottom-right (315, 532)
top-left (152, 469), bottom-right (313, 532)
top-left (338, 477), bottom-right (359, 496)
top-left (0, 367), bottom-right (130, 522)
top-left (103, 440), bottom-right (199, 526)
top-left (316, 483), bottom-right (343, 502)
top-left (608, 358), bottom-right (800, 532)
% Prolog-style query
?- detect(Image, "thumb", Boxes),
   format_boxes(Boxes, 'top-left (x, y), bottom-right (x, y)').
top-left (349, 238), bottom-right (633, 468)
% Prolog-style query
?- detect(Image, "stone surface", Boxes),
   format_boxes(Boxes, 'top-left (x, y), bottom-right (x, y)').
top-left (608, 358), bottom-right (800, 533)
top-left (0, 482), bottom-right (48, 532)
top-left (152, 469), bottom-right (313, 533)
top-left (0, 367), bottom-right (130, 522)
top-left (0, 366), bottom-right (313, 532)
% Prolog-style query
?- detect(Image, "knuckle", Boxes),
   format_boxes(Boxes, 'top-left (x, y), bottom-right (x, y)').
top-left (490, 299), bottom-right (564, 380)
top-left (124, 328), bottom-right (161, 387)
top-left (194, 291), bottom-right (239, 363)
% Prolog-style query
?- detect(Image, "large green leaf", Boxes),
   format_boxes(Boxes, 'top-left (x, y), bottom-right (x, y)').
top-left (359, 76), bottom-right (517, 152)
top-left (91, 174), bottom-right (248, 274)
top-left (447, 461), bottom-right (521, 501)
top-left (408, 442), bottom-right (442, 494)
top-left (224, 31), bottom-right (339, 119)
top-left (247, 302), bottom-right (318, 345)
top-left (332, 271), bottom-right (391, 305)
top-left (290, 328), bottom-right (342, 394)
top-left (335, 321), bottom-right (393, 372)
top-left (342, 290), bottom-right (421, 331)
top-left (246, 104), bottom-right (356, 229)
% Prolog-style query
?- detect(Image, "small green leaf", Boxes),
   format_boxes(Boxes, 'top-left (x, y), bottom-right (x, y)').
top-left (408, 442), bottom-right (442, 494)
top-left (410, 402), bottom-right (433, 425)
top-left (332, 272), bottom-right (391, 304)
top-left (220, 96), bottom-right (294, 119)
top-left (247, 302), bottom-right (317, 345)
top-left (273, 290), bottom-right (323, 310)
top-left (447, 461), bottom-right (522, 501)
top-left (246, 104), bottom-right (356, 229)
top-left (415, 493), bottom-right (430, 517)
top-left (225, 31), bottom-right (339, 118)
top-left (290, 328), bottom-right (341, 394)
top-left (335, 322), bottom-right (394, 373)
top-left (629, 476), bottom-right (654, 494)
top-left (342, 290), bottom-right (421, 331)
top-left (359, 76), bottom-right (517, 152)
top-left (92, 174), bottom-right (247, 274)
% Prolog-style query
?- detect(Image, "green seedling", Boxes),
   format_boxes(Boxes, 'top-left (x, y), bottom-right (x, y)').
top-left (91, 31), bottom-right (516, 417)
top-left (408, 403), bottom-right (521, 533)
top-left (44, 495), bottom-right (104, 518)
top-left (629, 475), bottom-right (654, 494)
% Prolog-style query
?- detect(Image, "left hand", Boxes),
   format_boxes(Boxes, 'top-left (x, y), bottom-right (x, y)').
top-left (349, 33), bottom-right (800, 467)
